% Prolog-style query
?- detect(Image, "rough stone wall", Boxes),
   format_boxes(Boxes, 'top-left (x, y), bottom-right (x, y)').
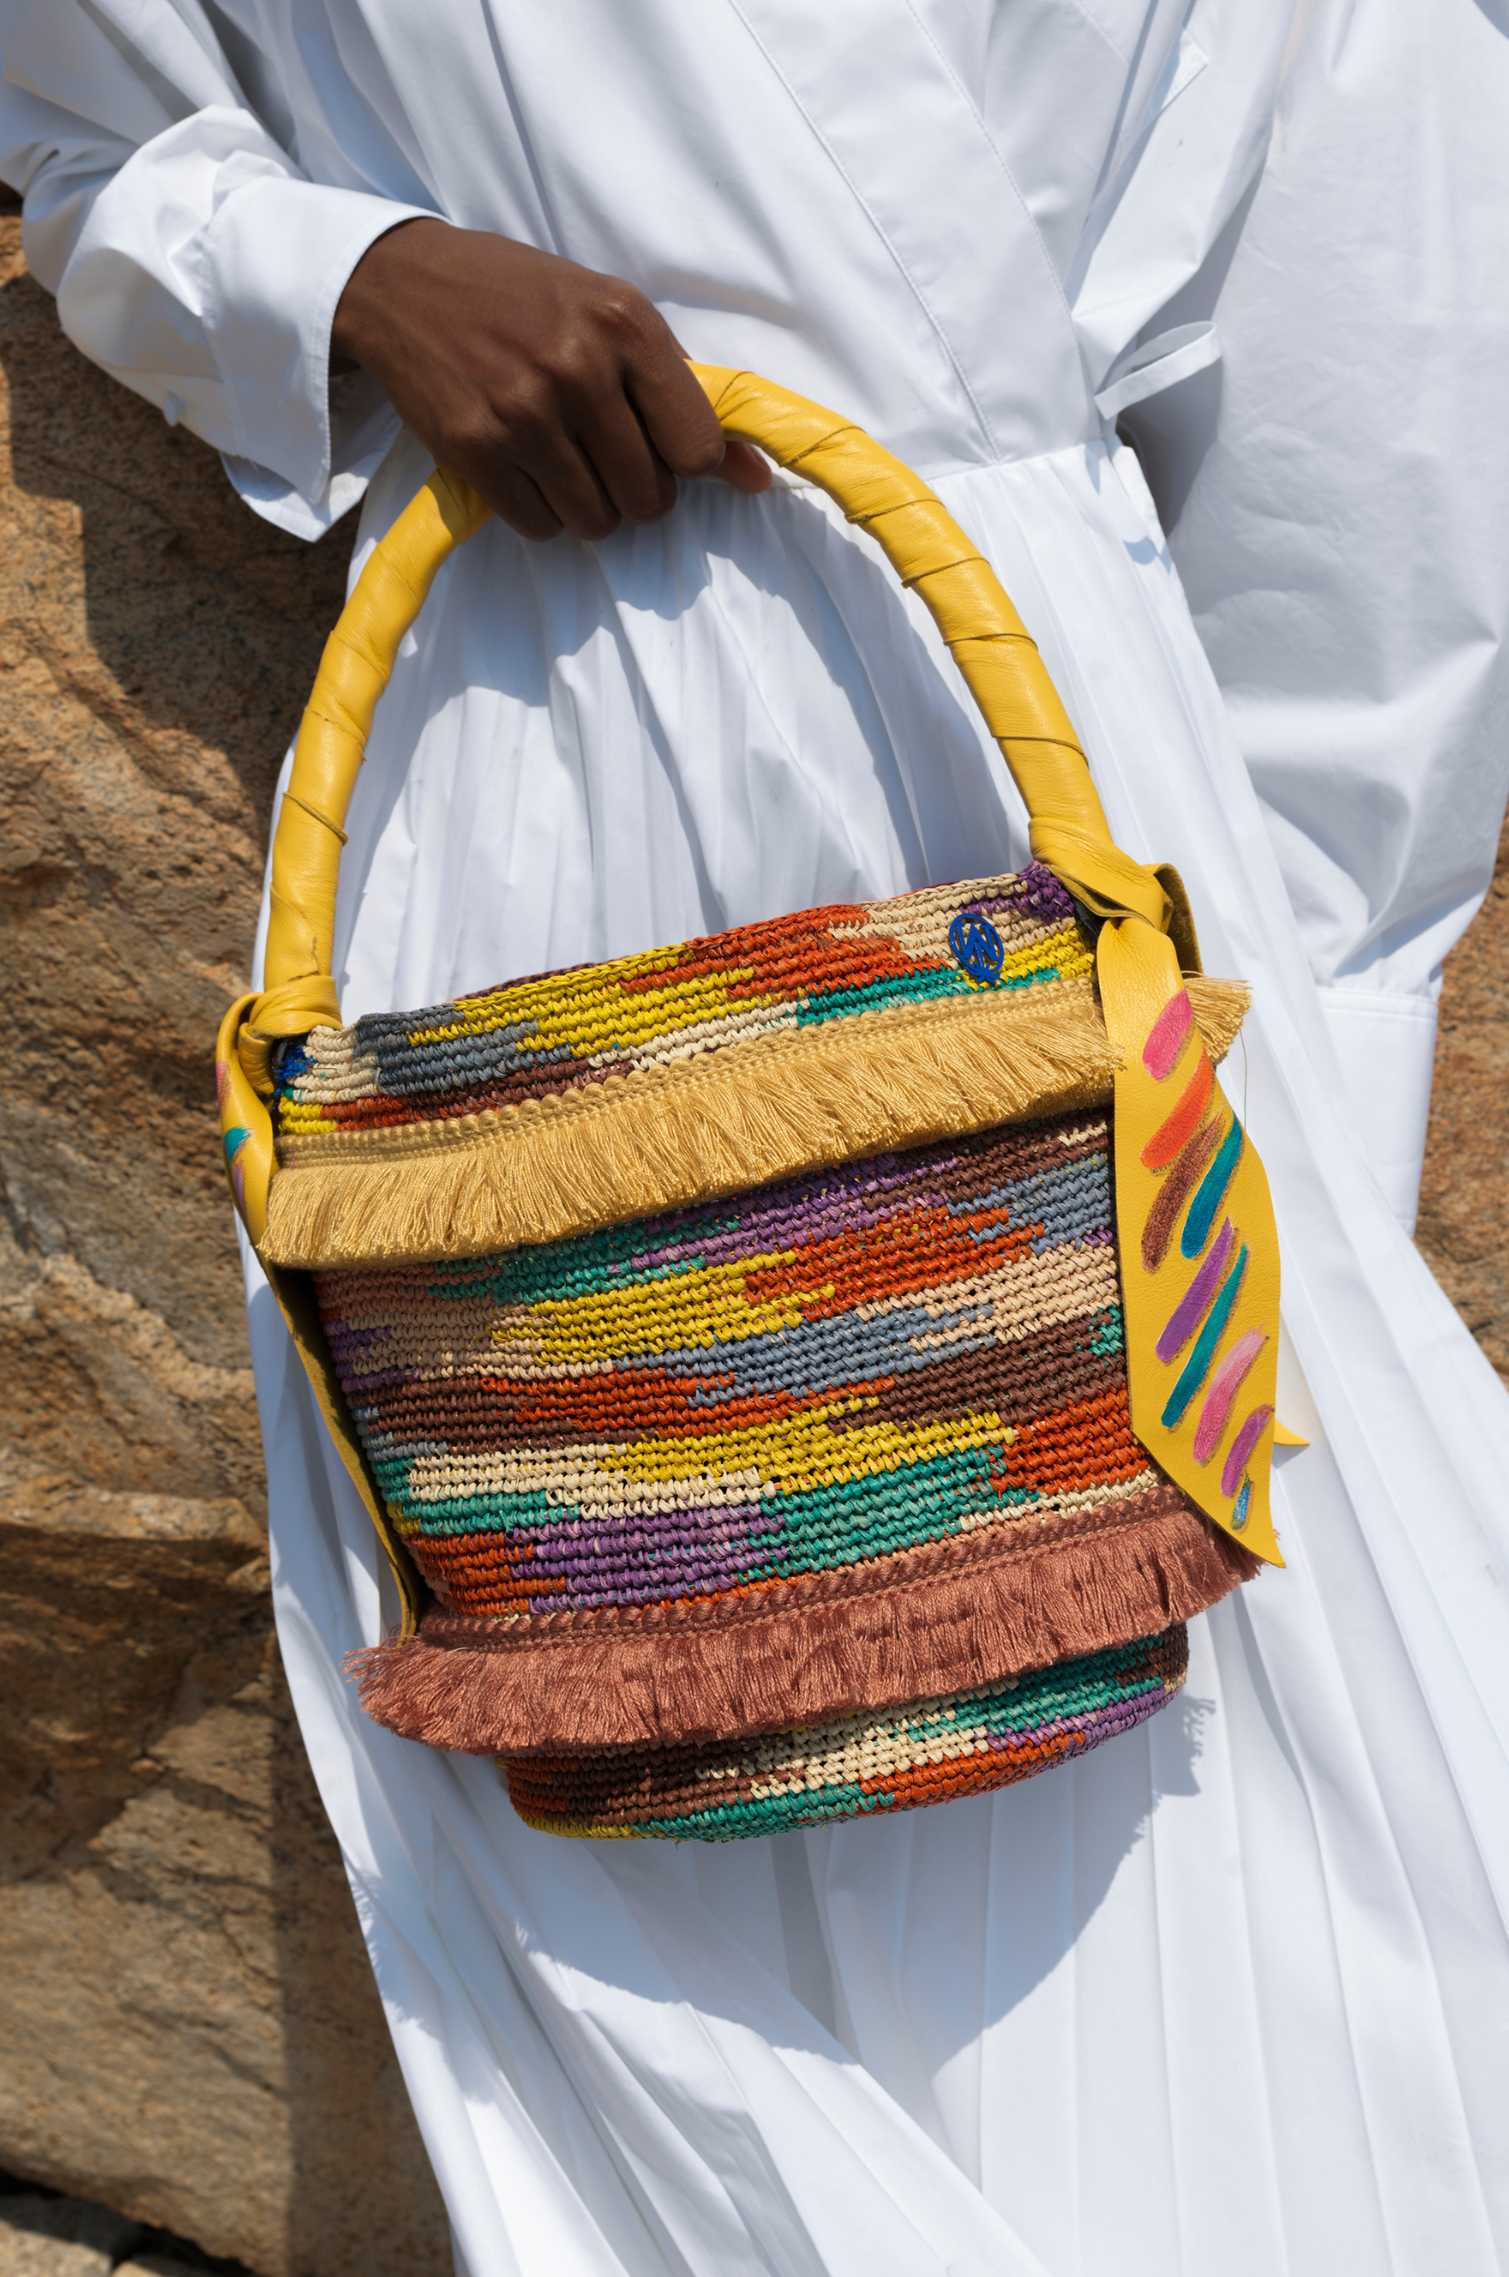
top-left (1418, 838), bottom-right (1509, 1380)
top-left (0, 214), bottom-right (450, 2277)
top-left (1, 202), bottom-right (1503, 2277)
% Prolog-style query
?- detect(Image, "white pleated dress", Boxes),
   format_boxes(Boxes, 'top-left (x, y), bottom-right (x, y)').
top-left (7, 4), bottom-right (1509, 2273)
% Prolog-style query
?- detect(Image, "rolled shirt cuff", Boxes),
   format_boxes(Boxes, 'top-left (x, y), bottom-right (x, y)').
top-left (197, 159), bottom-right (433, 532)
top-left (1317, 982), bottom-right (1440, 1233)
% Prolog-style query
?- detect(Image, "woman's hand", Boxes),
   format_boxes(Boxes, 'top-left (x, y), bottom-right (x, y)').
top-left (332, 219), bottom-right (771, 539)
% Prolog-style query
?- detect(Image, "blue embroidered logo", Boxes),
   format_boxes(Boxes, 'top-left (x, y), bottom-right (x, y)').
top-left (948, 908), bottom-right (1005, 987)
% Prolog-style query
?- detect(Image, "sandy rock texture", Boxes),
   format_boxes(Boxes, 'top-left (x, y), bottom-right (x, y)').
top-left (0, 2179), bottom-right (255, 2277)
top-left (0, 183), bottom-right (1504, 2277)
top-left (0, 209), bottom-right (450, 2277)
top-left (1418, 830), bottom-right (1509, 1379)
top-left (0, 2192), bottom-right (128, 2277)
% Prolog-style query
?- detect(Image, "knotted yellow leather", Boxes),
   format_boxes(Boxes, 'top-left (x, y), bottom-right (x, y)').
top-left (219, 362), bottom-right (1282, 1567)
top-left (257, 468), bottom-right (488, 1026)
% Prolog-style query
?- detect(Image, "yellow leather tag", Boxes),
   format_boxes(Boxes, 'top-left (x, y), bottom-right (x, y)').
top-left (1097, 918), bottom-right (1284, 1565)
top-left (215, 994), bottom-right (423, 1633)
top-left (215, 993), bottom-right (275, 1248)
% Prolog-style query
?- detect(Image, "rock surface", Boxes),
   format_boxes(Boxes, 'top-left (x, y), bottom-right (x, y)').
top-left (0, 2196), bottom-right (122, 2276)
top-left (0, 2191), bottom-right (148, 2276)
top-left (0, 2178), bottom-right (257, 2277)
top-left (0, 209), bottom-right (449, 2277)
top-left (1417, 828), bottom-right (1509, 1379)
top-left (0, 2232), bottom-right (109, 2277)
top-left (0, 180), bottom-right (1504, 2277)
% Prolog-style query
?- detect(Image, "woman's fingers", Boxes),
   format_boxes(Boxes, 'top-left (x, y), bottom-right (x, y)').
top-left (658, 327), bottom-right (775, 495)
top-left (511, 423), bottom-right (621, 540)
top-left (717, 438), bottom-right (775, 493)
top-left (626, 320), bottom-right (771, 495)
top-left (456, 392), bottom-right (620, 539)
top-left (577, 389), bottom-right (677, 525)
top-left (455, 357), bottom-right (772, 537)
top-left (584, 368), bottom-right (772, 514)
top-left (457, 452), bottom-right (562, 543)
top-left (619, 310), bottom-right (730, 484)
top-left (626, 358), bottom-right (774, 498)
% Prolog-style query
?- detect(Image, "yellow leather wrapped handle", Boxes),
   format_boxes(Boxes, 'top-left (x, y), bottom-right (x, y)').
top-left (253, 363), bottom-right (1180, 1055)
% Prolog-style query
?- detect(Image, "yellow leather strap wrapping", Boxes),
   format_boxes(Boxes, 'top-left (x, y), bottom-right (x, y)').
top-left (260, 469), bottom-right (488, 1004)
top-left (257, 364), bottom-right (1181, 1022)
top-left (695, 367), bottom-right (1161, 921)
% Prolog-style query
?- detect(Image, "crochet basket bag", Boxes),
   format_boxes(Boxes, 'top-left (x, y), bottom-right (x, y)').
top-left (218, 365), bottom-right (1287, 1842)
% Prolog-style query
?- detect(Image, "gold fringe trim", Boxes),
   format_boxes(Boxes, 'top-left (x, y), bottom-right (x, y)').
top-left (345, 1489), bottom-right (1258, 1754)
top-left (264, 973), bottom-right (1248, 1269)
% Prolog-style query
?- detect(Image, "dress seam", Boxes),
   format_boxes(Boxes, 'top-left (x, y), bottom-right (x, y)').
top-left (721, 0), bottom-right (1005, 466)
top-left (900, 0), bottom-right (1084, 347)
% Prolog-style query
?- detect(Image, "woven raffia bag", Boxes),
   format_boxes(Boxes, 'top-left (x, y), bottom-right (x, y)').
top-left (218, 367), bottom-right (1288, 1841)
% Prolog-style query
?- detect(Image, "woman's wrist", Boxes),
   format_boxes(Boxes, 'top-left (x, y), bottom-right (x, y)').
top-left (331, 213), bottom-right (451, 376)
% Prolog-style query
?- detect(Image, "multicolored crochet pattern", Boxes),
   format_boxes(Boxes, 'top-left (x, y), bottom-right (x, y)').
top-left (325, 1104), bottom-right (1254, 1766)
top-left (332, 1111), bottom-right (1140, 1609)
top-left (506, 1627), bottom-right (1189, 1840)
top-left (276, 864), bottom-right (1092, 1140)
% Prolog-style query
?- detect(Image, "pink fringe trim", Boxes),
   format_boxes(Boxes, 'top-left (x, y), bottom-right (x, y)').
top-left (345, 1490), bottom-right (1258, 1755)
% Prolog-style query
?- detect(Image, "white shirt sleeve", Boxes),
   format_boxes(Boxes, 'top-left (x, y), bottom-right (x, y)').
top-left (0, 15), bottom-right (433, 537)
